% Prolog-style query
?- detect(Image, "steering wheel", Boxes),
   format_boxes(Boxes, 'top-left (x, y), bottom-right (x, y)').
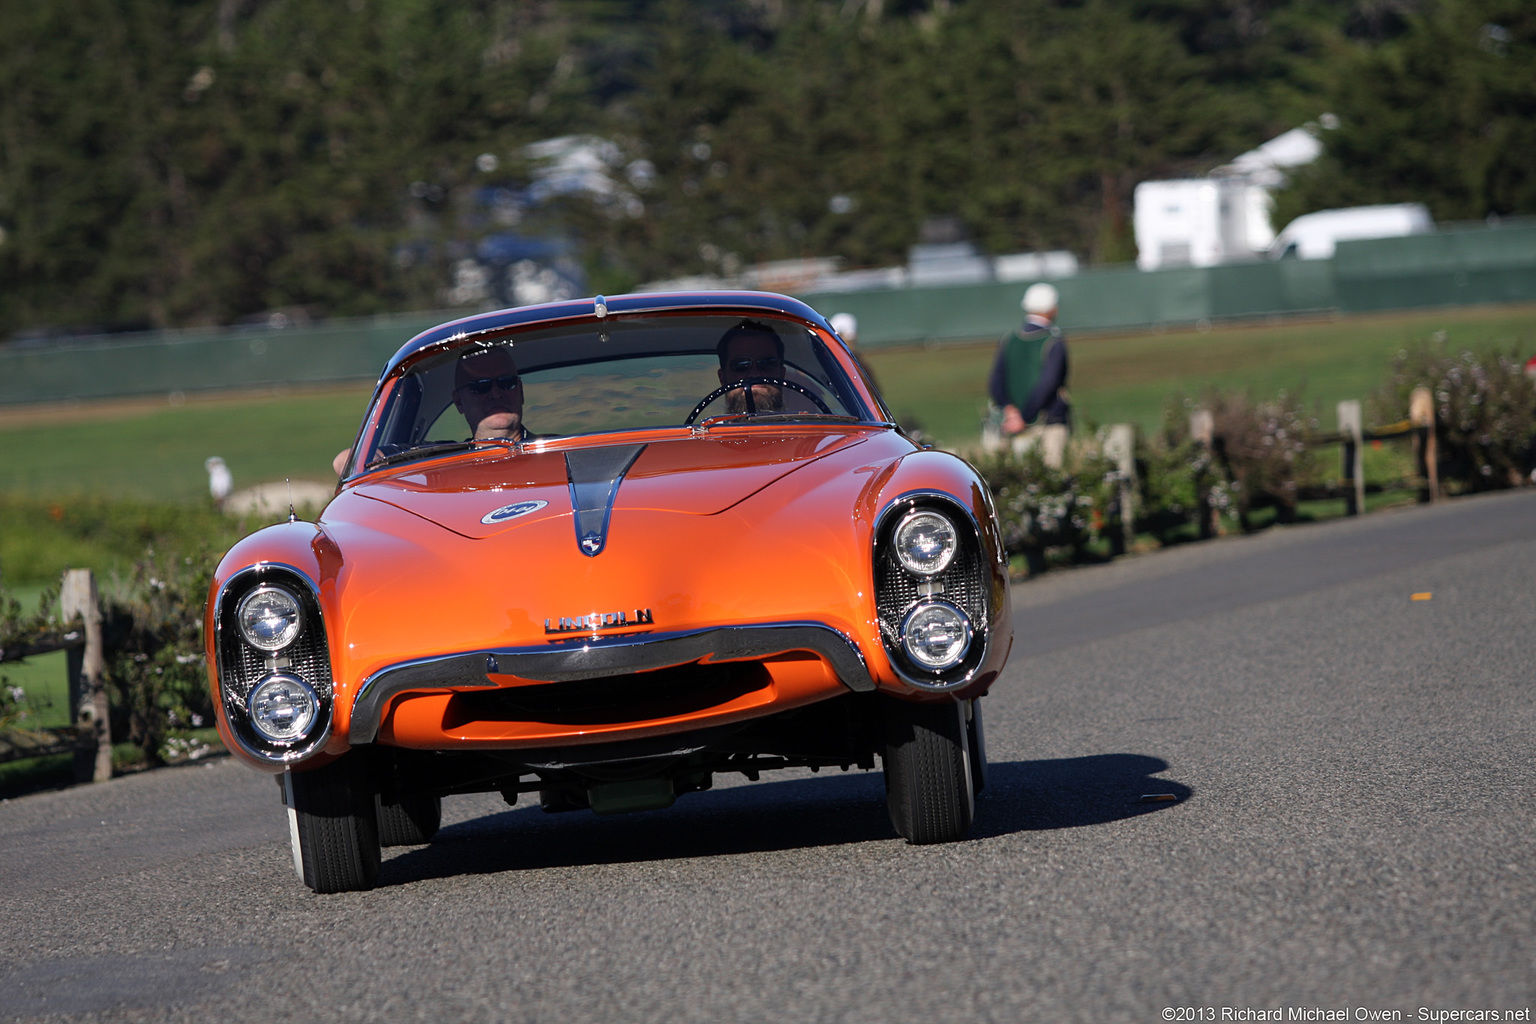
top-left (685, 377), bottom-right (833, 426)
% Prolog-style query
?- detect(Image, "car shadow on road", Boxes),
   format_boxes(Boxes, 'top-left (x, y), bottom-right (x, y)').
top-left (378, 753), bottom-right (1190, 888)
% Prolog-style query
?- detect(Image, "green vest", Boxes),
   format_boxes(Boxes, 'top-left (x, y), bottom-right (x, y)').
top-left (1003, 325), bottom-right (1055, 406)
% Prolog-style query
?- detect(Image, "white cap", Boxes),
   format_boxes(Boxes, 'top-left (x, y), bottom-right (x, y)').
top-left (1022, 282), bottom-right (1059, 315)
top-left (829, 312), bottom-right (858, 343)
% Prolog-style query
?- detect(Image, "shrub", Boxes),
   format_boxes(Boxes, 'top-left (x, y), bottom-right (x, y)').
top-left (1204, 388), bottom-right (1321, 527)
top-left (99, 552), bottom-right (218, 767)
top-left (0, 576), bottom-right (61, 655)
top-left (973, 435), bottom-right (1125, 571)
top-left (0, 578), bottom-right (64, 731)
top-left (0, 495), bottom-right (245, 588)
top-left (1, 496), bottom-right (235, 767)
top-left (1370, 339), bottom-right (1536, 492)
top-left (1136, 398), bottom-right (1238, 542)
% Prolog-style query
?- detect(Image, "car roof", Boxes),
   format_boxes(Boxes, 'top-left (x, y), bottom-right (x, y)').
top-left (382, 291), bottom-right (833, 381)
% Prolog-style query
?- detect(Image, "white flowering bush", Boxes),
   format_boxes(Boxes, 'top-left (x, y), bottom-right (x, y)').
top-left (101, 553), bottom-right (217, 767)
top-left (1138, 400), bottom-right (1238, 541)
top-left (1371, 339), bottom-right (1536, 491)
top-left (1203, 388), bottom-right (1321, 528)
top-left (0, 684), bottom-right (29, 730)
top-left (974, 441), bottom-right (1124, 572)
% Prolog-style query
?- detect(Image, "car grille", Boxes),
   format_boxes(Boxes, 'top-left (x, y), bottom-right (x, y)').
top-left (447, 661), bottom-right (771, 727)
top-left (874, 542), bottom-right (986, 645)
top-left (220, 606), bottom-right (334, 710)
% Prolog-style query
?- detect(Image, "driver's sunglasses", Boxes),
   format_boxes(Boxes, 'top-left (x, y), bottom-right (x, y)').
top-left (457, 374), bottom-right (522, 395)
top-left (728, 356), bottom-right (783, 373)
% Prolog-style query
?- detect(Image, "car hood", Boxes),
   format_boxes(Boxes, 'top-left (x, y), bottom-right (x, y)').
top-left (343, 431), bottom-right (869, 541)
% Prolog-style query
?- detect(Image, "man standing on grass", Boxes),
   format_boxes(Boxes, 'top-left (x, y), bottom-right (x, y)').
top-left (987, 282), bottom-right (1070, 468)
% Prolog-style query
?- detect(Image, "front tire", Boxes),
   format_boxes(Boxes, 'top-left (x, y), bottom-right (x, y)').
top-left (376, 793), bottom-right (442, 847)
top-left (966, 697), bottom-right (988, 796)
top-left (882, 698), bottom-right (976, 844)
top-left (285, 760), bottom-right (381, 893)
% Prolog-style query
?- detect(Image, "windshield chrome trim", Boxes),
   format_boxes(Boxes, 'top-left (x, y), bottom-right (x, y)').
top-left (348, 622), bottom-right (874, 744)
top-left (383, 291), bottom-right (833, 379)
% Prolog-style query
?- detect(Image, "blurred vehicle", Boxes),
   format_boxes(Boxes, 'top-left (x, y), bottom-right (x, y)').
top-left (1268, 203), bottom-right (1433, 260)
top-left (205, 291), bottom-right (1012, 892)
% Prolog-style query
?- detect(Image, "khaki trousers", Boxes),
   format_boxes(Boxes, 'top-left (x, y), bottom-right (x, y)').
top-left (1010, 423), bottom-right (1069, 469)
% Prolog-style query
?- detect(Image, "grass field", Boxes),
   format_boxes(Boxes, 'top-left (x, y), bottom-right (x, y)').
top-left (0, 305), bottom-right (1532, 502)
top-left (0, 383), bottom-right (373, 503)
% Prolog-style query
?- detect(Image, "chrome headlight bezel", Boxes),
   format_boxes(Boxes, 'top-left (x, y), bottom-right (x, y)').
top-left (892, 509), bottom-right (959, 577)
top-left (899, 600), bottom-right (973, 671)
top-left (215, 564), bottom-right (335, 765)
top-left (247, 672), bottom-right (321, 744)
top-left (873, 493), bottom-right (992, 690)
top-left (236, 584), bottom-right (305, 652)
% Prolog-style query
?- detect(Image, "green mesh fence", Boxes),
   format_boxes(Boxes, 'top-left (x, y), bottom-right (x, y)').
top-left (800, 257), bottom-right (1336, 346)
top-left (1334, 223), bottom-right (1536, 313)
top-left (0, 311), bottom-right (452, 406)
top-left (4, 225), bottom-right (1533, 405)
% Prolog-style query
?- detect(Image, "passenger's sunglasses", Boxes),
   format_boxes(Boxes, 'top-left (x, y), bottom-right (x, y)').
top-left (727, 356), bottom-right (783, 373)
top-left (457, 374), bottom-right (522, 395)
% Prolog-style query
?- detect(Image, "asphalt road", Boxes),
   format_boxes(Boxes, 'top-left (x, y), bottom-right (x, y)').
top-left (2, 490), bottom-right (1534, 1024)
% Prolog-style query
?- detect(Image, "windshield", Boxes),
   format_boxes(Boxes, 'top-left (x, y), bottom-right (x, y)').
top-left (355, 313), bottom-right (872, 470)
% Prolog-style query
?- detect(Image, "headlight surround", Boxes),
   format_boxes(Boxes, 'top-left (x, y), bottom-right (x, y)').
top-left (237, 585), bottom-right (304, 652)
top-left (893, 510), bottom-right (958, 576)
top-left (900, 600), bottom-right (973, 671)
top-left (247, 672), bottom-right (319, 743)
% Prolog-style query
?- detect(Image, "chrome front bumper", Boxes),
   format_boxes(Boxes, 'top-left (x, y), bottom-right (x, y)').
top-left (348, 622), bottom-right (875, 744)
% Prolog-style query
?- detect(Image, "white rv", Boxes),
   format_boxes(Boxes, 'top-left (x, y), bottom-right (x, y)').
top-left (1268, 203), bottom-right (1433, 260)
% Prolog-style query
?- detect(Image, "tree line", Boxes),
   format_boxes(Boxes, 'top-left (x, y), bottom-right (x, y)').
top-left (1, 0), bottom-right (1531, 337)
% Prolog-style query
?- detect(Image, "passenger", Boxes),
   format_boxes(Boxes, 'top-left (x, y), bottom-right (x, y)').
top-left (333, 345), bottom-right (530, 475)
top-left (716, 320), bottom-right (787, 415)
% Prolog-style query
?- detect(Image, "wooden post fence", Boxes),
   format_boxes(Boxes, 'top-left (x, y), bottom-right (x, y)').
top-left (61, 569), bottom-right (112, 783)
top-left (1337, 400), bottom-right (1365, 517)
top-left (1103, 423), bottom-right (1138, 555)
top-left (1409, 386), bottom-right (1439, 502)
top-left (1189, 394), bottom-right (1440, 523)
top-left (0, 568), bottom-right (111, 782)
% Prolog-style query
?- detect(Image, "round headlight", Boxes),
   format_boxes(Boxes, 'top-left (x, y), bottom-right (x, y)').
top-left (237, 585), bottom-right (304, 652)
top-left (893, 510), bottom-right (958, 576)
top-left (247, 672), bottom-right (319, 743)
top-left (900, 601), bottom-right (972, 671)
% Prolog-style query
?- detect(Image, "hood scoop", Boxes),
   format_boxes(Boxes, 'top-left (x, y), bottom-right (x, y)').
top-left (566, 444), bottom-right (646, 557)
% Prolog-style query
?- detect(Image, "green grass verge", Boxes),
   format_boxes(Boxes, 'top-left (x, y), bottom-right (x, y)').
top-left (1, 650), bottom-right (71, 729)
top-left (0, 753), bottom-right (76, 799)
top-left (1, 495), bottom-right (250, 588)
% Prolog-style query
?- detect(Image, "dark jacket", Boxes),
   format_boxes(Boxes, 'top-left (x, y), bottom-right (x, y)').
top-left (987, 316), bottom-right (1070, 426)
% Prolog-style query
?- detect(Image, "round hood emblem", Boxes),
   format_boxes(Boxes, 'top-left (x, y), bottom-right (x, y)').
top-left (481, 499), bottom-right (548, 525)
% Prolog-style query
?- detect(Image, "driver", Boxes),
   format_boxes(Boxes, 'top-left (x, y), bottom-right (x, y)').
top-left (452, 345), bottom-right (531, 441)
top-left (716, 320), bottom-right (786, 414)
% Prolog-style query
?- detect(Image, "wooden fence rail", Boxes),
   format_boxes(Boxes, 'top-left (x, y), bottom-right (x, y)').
top-left (0, 569), bottom-right (112, 783)
top-left (1183, 386), bottom-right (1439, 532)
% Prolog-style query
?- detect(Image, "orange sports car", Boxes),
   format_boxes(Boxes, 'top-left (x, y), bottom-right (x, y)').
top-left (206, 291), bottom-right (1013, 892)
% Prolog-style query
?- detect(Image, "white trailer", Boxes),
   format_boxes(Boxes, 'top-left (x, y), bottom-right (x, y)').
top-left (1267, 203), bottom-right (1433, 260)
